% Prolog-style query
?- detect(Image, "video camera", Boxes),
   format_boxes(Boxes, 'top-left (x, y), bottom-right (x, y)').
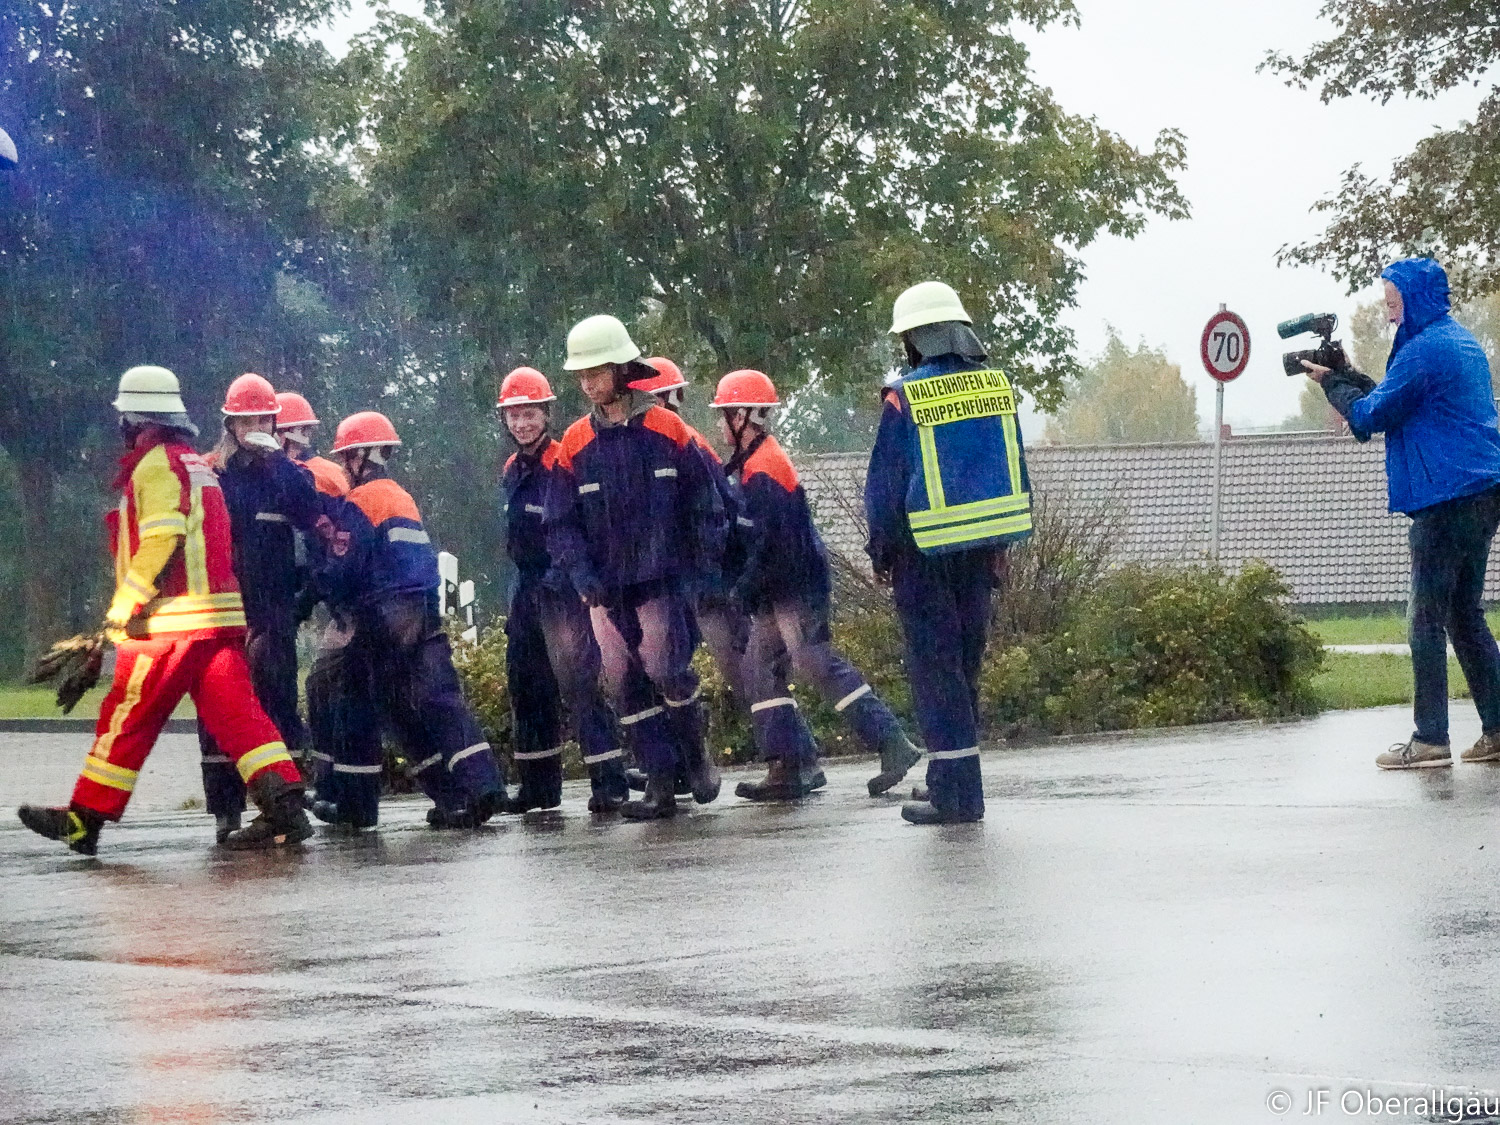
top-left (1278, 313), bottom-right (1348, 377)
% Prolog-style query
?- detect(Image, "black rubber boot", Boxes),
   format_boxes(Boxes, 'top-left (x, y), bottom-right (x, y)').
top-left (900, 800), bottom-right (982, 825)
top-left (504, 787), bottom-right (559, 814)
top-left (427, 804), bottom-right (480, 829)
top-left (17, 804), bottom-right (103, 856)
top-left (214, 811), bottom-right (242, 844)
top-left (588, 761), bottom-right (629, 813)
top-left (472, 787), bottom-right (507, 823)
top-left (620, 771), bottom-right (678, 820)
top-left (625, 766), bottom-right (691, 795)
top-left (736, 758), bottom-right (815, 802)
top-left (588, 789), bottom-right (625, 814)
top-left (223, 773), bottom-right (314, 849)
top-left (867, 736), bottom-right (923, 797)
top-left (685, 744), bottom-right (721, 805)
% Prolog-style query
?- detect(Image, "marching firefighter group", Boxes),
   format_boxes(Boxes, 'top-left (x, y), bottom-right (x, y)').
top-left (16, 281), bottom-right (1033, 855)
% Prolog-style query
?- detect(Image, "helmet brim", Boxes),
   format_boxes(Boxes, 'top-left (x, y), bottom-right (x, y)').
top-left (330, 439), bottom-right (402, 454)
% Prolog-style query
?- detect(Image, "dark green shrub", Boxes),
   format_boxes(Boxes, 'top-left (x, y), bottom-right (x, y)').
top-left (980, 561), bottom-right (1324, 735)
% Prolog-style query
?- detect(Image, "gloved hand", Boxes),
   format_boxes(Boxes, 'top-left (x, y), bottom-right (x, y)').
top-left (1322, 367), bottom-right (1377, 396)
top-left (576, 577), bottom-right (607, 608)
top-left (28, 631), bottom-right (106, 714)
top-left (105, 589), bottom-right (142, 632)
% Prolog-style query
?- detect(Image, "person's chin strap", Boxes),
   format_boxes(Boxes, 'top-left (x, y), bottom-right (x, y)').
top-left (346, 447), bottom-right (388, 485)
top-left (723, 420), bottom-right (768, 479)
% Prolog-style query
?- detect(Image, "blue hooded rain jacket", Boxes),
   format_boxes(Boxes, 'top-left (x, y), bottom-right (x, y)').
top-left (1333, 257), bottom-right (1500, 513)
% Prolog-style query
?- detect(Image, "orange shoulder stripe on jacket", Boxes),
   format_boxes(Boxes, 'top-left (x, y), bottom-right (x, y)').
top-left (641, 406), bottom-right (692, 448)
top-left (556, 417), bottom-right (596, 471)
top-left (744, 435), bottom-right (800, 492)
top-left (503, 452), bottom-right (517, 473)
top-left (349, 478), bottom-right (422, 526)
top-left (305, 456), bottom-right (350, 498)
top-left (541, 439), bottom-right (562, 471)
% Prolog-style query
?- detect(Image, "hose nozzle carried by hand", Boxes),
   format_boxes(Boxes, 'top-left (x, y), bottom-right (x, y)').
top-left (27, 631), bottom-right (107, 714)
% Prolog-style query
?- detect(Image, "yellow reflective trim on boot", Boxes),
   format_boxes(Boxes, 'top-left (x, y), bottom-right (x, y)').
top-left (236, 741), bottom-right (293, 783)
top-left (64, 811), bottom-right (89, 844)
top-left (81, 756), bottom-right (140, 792)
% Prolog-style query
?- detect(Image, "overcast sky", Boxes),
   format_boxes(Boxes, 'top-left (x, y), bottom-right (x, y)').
top-left (322, 1), bottom-right (1489, 431)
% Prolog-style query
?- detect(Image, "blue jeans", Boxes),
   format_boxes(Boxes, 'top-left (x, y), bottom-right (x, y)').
top-left (1409, 485), bottom-right (1500, 745)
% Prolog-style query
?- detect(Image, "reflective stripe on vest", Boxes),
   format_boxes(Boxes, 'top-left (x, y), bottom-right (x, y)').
top-left (907, 369), bottom-right (1032, 553)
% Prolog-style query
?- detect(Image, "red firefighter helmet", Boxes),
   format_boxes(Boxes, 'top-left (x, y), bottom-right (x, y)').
top-left (222, 373), bottom-right (280, 417)
top-left (630, 356), bottom-right (688, 395)
top-left (275, 391), bottom-right (319, 428)
top-left (498, 367), bottom-right (556, 407)
top-left (710, 369), bottom-right (780, 410)
top-left (331, 411), bottom-right (402, 454)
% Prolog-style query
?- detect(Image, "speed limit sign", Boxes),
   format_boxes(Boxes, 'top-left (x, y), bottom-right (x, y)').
top-left (1200, 309), bottom-right (1250, 382)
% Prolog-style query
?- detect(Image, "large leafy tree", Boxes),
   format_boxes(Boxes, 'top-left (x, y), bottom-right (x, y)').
top-left (1045, 329), bottom-right (1198, 445)
top-left (1266, 3), bottom-right (1500, 293)
top-left (0, 0), bottom-right (348, 655)
top-left (350, 0), bottom-right (1188, 407)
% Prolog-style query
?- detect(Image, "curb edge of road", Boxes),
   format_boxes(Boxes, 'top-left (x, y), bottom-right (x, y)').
top-left (0, 719), bottom-right (197, 735)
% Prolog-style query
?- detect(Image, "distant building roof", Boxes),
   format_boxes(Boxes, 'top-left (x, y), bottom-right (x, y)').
top-left (801, 434), bottom-right (1484, 605)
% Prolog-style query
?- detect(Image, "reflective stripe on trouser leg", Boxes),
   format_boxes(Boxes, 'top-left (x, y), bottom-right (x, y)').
top-left (748, 697), bottom-right (815, 764)
top-left (381, 630), bottom-right (502, 806)
top-left (305, 641), bottom-right (380, 826)
top-left (511, 747), bottom-right (563, 808)
top-left (891, 548), bottom-right (990, 820)
top-left (73, 639), bottom-right (184, 821)
top-left (772, 598), bottom-right (903, 754)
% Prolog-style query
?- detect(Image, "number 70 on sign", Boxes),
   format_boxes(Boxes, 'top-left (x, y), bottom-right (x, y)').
top-left (1200, 309), bottom-right (1251, 382)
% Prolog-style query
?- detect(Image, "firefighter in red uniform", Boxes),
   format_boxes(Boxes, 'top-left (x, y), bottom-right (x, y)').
top-left (17, 365), bottom-right (313, 854)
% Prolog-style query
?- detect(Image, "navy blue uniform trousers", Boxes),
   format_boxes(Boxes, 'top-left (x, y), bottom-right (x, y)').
top-left (308, 595), bottom-right (504, 825)
top-left (890, 547), bottom-right (992, 819)
top-left (590, 583), bottom-right (704, 777)
top-left (507, 578), bottom-right (627, 805)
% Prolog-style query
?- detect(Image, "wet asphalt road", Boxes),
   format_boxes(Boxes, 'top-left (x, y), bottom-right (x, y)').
top-left (3, 707), bottom-right (1500, 1124)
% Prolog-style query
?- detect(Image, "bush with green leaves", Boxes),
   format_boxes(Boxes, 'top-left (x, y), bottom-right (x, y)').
top-left (980, 561), bottom-right (1323, 736)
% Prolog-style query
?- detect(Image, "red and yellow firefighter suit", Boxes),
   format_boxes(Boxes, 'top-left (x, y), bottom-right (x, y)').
top-left (72, 436), bottom-right (301, 821)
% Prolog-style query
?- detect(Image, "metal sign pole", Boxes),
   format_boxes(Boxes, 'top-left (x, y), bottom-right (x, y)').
top-left (1199, 301), bottom-right (1248, 564)
top-left (1211, 379), bottom-right (1224, 561)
